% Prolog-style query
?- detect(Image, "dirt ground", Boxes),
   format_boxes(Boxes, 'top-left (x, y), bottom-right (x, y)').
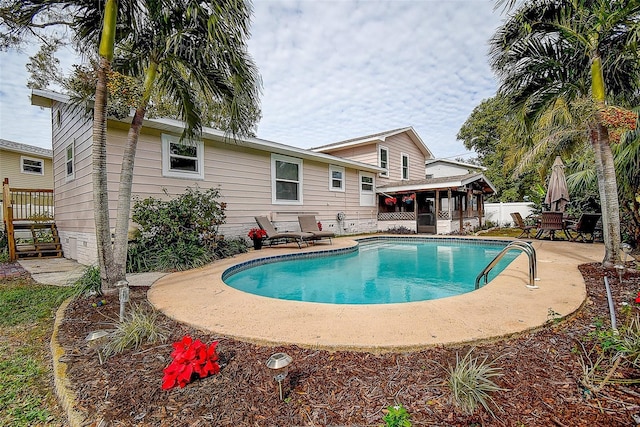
top-left (56, 262), bottom-right (640, 426)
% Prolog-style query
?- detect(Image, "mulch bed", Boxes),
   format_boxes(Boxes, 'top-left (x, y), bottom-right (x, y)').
top-left (56, 263), bottom-right (640, 426)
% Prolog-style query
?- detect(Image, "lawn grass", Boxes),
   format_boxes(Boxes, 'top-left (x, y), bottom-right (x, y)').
top-left (0, 277), bottom-right (74, 426)
top-left (477, 227), bottom-right (524, 238)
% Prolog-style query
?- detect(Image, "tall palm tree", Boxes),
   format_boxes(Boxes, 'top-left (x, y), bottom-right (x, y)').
top-left (75, 0), bottom-right (261, 287)
top-left (490, 0), bottom-right (640, 265)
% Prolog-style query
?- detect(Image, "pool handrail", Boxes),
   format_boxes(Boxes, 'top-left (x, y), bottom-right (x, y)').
top-left (475, 240), bottom-right (538, 290)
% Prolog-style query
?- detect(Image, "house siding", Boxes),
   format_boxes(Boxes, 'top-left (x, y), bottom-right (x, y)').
top-left (323, 145), bottom-right (378, 167)
top-left (50, 102), bottom-right (95, 263)
top-left (54, 124), bottom-right (379, 264)
top-left (0, 149), bottom-right (53, 190)
top-left (319, 133), bottom-right (428, 185)
top-left (381, 133), bottom-right (426, 183)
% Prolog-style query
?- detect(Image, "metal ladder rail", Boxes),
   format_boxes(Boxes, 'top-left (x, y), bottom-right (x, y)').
top-left (475, 240), bottom-right (538, 290)
top-left (508, 240), bottom-right (537, 280)
top-left (485, 240), bottom-right (538, 287)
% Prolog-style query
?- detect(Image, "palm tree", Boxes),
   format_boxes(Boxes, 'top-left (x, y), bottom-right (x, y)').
top-left (567, 112), bottom-right (640, 247)
top-left (75, 0), bottom-right (261, 287)
top-left (490, 0), bottom-right (640, 265)
top-left (3, 0), bottom-right (261, 289)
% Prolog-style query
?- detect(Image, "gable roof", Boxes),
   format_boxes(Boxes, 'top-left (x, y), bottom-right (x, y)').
top-left (30, 89), bottom-right (384, 174)
top-left (311, 127), bottom-right (435, 159)
top-left (376, 172), bottom-right (497, 194)
top-left (425, 158), bottom-right (486, 171)
top-left (0, 139), bottom-right (52, 158)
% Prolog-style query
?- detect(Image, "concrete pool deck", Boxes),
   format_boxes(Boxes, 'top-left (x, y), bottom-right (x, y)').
top-left (148, 236), bottom-right (604, 352)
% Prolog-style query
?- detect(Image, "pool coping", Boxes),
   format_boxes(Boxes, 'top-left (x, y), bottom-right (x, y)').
top-left (148, 235), bottom-right (604, 352)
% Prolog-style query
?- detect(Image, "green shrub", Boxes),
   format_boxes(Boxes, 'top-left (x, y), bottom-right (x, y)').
top-left (128, 186), bottom-right (227, 272)
top-left (445, 348), bottom-right (506, 418)
top-left (213, 237), bottom-right (249, 259)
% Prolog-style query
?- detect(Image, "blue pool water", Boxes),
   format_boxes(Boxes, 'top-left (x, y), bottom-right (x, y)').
top-left (223, 238), bottom-right (518, 305)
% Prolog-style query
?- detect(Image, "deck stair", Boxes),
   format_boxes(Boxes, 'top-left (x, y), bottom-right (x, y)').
top-left (12, 222), bottom-right (63, 259)
top-left (3, 178), bottom-right (60, 261)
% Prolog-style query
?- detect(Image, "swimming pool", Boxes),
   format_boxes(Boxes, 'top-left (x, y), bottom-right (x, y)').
top-left (223, 237), bottom-right (518, 304)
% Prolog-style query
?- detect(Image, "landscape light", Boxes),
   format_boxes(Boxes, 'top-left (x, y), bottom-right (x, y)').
top-left (266, 352), bottom-right (293, 400)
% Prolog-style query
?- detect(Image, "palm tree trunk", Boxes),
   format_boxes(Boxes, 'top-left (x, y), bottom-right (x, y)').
top-left (112, 60), bottom-right (159, 277)
top-left (94, 0), bottom-right (118, 291)
top-left (589, 121), bottom-right (621, 265)
top-left (93, 56), bottom-right (117, 290)
top-left (591, 53), bottom-right (622, 265)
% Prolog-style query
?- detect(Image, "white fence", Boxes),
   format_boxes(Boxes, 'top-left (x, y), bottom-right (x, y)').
top-left (484, 202), bottom-right (535, 227)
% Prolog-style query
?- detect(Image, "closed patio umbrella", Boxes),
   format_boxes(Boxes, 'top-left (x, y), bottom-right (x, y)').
top-left (544, 156), bottom-right (570, 212)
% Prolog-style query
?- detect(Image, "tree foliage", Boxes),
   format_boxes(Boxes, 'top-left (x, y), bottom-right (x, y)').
top-left (490, 0), bottom-right (640, 264)
top-left (457, 96), bottom-right (543, 203)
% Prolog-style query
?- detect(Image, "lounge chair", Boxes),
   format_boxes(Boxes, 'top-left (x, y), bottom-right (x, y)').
top-left (566, 213), bottom-right (601, 243)
top-left (254, 216), bottom-right (314, 248)
top-left (510, 212), bottom-right (535, 238)
top-left (298, 215), bottom-right (335, 244)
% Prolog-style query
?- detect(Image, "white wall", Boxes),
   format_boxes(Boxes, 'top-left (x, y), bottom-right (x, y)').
top-left (484, 202), bottom-right (535, 227)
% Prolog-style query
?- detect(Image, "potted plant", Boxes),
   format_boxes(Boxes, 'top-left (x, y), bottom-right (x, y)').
top-left (247, 227), bottom-right (267, 250)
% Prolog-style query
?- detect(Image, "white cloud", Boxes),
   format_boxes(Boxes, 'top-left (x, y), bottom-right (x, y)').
top-left (0, 0), bottom-right (503, 159)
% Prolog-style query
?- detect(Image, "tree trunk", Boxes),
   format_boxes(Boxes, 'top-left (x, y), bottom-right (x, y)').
top-left (93, 55), bottom-right (117, 290)
top-left (112, 60), bottom-right (158, 278)
top-left (94, 0), bottom-right (118, 292)
top-left (589, 121), bottom-right (621, 266)
top-left (590, 53), bottom-right (621, 266)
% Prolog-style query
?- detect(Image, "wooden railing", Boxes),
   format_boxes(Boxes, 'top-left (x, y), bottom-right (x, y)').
top-left (2, 178), bottom-right (55, 261)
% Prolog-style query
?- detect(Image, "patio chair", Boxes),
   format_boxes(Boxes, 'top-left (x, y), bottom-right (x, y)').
top-left (510, 212), bottom-right (535, 238)
top-left (566, 213), bottom-right (601, 243)
top-left (535, 211), bottom-right (570, 240)
top-left (254, 216), bottom-right (314, 248)
top-left (298, 215), bottom-right (335, 244)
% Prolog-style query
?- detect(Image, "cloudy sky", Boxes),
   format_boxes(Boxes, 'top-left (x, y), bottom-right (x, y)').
top-left (0, 0), bottom-right (504, 159)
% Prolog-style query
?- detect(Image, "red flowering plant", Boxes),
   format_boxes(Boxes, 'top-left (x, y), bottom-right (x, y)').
top-left (635, 291), bottom-right (640, 305)
top-left (162, 335), bottom-right (220, 390)
top-left (384, 197), bottom-right (397, 206)
top-left (317, 221), bottom-right (323, 231)
top-left (247, 227), bottom-right (267, 240)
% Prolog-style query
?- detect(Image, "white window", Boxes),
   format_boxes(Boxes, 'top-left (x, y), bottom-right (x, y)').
top-left (401, 153), bottom-right (409, 180)
top-left (20, 156), bottom-right (44, 175)
top-left (161, 134), bottom-right (204, 180)
top-left (272, 154), bottom-right (303, 204)
top-left (359, 171), bottom-right (375, 206)
top-left (65, 142), bottom-right (75, 181)
top-left (329, 165), bottom-right (345, 192)
top-left (379, 146), bottom-right (389, 177)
